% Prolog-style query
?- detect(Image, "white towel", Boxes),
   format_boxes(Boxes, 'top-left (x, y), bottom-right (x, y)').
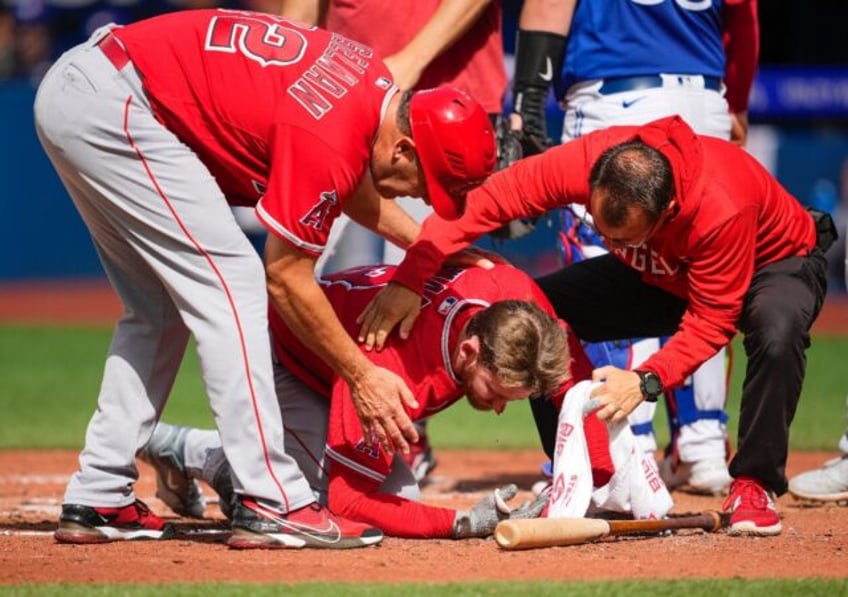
top-left (547, 380), bottom-right (673, 519)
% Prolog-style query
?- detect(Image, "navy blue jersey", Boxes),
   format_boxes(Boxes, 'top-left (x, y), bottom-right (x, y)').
top-left (563, 0), bottom-right (725, 89)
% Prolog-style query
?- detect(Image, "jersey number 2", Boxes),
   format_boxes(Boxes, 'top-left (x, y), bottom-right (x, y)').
top-left (205, 14), bottom-right (307, 67)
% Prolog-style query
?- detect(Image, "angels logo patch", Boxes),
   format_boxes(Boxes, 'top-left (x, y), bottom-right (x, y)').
top-left (300, 190), bottom-right (341, 231)
top-left (353, 437), bottom-right (380, 460)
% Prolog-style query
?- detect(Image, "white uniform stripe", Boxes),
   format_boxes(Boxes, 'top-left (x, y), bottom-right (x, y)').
top-left (325, 446), bottom-right (386, 483)
top-left (255, 202), bottom-right (326, 254)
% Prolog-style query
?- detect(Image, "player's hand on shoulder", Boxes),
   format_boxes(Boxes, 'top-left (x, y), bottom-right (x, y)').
top-left (350, 364), bottom-right (419, 455)
top-left (356, 282), bottom-right (422, 351)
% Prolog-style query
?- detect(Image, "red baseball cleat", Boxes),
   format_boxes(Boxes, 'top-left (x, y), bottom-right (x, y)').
top-left (722, 477), bottom-right (782, 536)
top-left (55, 499), bottom-right (175, 544)
top-left (227, 497), bottom-right (383, 549)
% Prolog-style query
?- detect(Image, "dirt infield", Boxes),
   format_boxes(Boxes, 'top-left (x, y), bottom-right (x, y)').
top-left (1, 449), bottom-right (847, 584)
top-left (2, 283), bottom-right (848, 584)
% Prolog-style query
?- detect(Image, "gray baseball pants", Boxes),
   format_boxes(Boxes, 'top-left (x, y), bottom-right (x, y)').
top-left (33, 26), bottom-right (313, 512)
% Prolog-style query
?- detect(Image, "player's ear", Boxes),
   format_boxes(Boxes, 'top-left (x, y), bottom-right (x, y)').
top-left (392, 135), bottom-right (416, 164)
top-left (457, 335), bottom-right (481, 369)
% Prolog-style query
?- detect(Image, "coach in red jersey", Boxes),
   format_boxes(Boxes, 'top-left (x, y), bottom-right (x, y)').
top-left (34, 9), bottom-right (495, 548)
top-left (358, 115), bottom-right (833, 537)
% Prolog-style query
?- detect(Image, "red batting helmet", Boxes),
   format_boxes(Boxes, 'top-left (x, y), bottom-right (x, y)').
top-left (409, 87), bottom-right (497, 220)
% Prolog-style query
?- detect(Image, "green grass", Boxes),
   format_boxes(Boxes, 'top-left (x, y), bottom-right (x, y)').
top-left (2, 327), bottom-right (846, 593)
top-left (432, 335), bottom-right (848, 452)
top-left (2, 580), bottom-right (846, 596)
top-left (1, 325), bottom-right (846, 451)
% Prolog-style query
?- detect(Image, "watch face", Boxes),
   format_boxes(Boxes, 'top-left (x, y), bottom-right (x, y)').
top-left (644, 375), bottom-right (662, 395)
top-left (639, 371), bottom-right (662, 398)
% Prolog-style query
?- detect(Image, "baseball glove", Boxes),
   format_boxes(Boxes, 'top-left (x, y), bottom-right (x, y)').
top-left (452, 483), bottom-right (548, 539)
top-left (488, 116), bottom-right (540, 240)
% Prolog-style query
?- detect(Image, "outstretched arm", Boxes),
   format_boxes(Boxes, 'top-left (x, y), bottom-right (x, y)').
top-left (723, 0), bottom-right (759, 147)
top-left (383, 0), bottom-right (494, 89)
top-left (279, 0), bottom-right (328, 26)
top-left (265, 235), bottom-right (419, 453)
top-left (509, 0), bottom-right (574, 153)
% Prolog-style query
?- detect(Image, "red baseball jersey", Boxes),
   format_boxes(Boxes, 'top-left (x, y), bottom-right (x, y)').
top-left (324, 0), bottom-right (506, 114)
top-left (392, 116), bottom-right (817, 390)
top-left (270, 263), bottom-right (592, 537)
top-left (114, 9), bottom-right (395, 256)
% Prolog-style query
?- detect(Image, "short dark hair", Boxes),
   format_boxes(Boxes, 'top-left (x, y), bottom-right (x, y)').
top-left (589, 141), bottom-right (675, 228)
top-left (396, 90), bottom-right (414, 136)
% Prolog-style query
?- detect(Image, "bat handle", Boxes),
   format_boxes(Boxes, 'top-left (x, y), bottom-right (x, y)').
top-left (607, 510), bottom-right (725, 536)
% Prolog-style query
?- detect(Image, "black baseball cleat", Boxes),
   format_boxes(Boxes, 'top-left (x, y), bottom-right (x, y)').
top-left (227, 497), bottom-right (383, 549)
top-left (55, 500), bottom-right (176, 544)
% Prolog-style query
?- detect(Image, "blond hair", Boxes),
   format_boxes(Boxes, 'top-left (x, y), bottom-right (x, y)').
top-left (466, 300), bottom-right (570, 398)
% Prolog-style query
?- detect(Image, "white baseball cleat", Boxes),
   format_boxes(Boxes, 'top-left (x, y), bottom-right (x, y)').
top-left (659, 455), bottom-right (732, 496)
top-left (138, 423), bottom-right (207, 519)
top-left (788, 455), bottom-right (848, 504)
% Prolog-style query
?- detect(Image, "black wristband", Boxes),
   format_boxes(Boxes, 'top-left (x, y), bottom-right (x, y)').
top-left (513, 29), bottom-right (567, 92)
top-left (511, 30), bottom-right (567, 152)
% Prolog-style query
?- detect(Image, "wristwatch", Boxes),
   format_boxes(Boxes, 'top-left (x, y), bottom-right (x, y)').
top-left (634, 370), bottom-right (663, 402)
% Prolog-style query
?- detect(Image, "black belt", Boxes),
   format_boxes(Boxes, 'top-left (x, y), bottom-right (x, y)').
top-left (598, 75), bottom-right (722, 95)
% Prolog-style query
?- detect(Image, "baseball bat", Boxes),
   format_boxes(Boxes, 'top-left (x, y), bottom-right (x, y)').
top-left (494, 511), bottom-right (725, 550)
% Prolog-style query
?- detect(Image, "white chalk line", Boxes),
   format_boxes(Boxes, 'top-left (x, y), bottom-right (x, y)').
top-left (2, 528), bottom-right (229, 537)
top-left (0, 474), bottom-right (70, 484)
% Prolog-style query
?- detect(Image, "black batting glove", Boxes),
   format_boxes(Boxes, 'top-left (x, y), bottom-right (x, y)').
top-left (511, 29), bottom-right (567, 157)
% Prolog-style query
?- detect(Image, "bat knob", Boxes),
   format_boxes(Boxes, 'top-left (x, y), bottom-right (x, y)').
top-left (494, 520), bottom-right (519, 549)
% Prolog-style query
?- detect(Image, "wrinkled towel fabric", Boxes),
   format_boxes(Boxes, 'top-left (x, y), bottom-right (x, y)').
top-left (547, 380), bottom-right (673, 519)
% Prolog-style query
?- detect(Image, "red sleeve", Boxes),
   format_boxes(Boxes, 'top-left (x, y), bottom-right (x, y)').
top-left (722, 0), bottom-right (759, 113)
top-left (256, 125), bottom-right (360, 256)
top-left (327, 467), bottom-right (456, 538)
top-left (642, 208), bottom-right (757, 388)
top-left (391, 138), bottom-right (599, 293)
top-left (324, 378), bottom-right (456, 538)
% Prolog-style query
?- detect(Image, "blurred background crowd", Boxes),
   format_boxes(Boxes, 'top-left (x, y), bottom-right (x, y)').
top-left (0, 1), bottom-right (847, 290)
top-left (2, 2), bottom-right (846, 85)
top-left (0, 0), bottom-right (283, 84)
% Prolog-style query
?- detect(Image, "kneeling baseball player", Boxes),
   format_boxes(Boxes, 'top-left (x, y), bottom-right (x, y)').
top-left (142, 263), bottom-right (672, 538)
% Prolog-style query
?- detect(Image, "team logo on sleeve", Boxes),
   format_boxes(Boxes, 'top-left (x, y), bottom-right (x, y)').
top-left (437, 296), bottom-right (458, 315)
top-left (300, 190), bottom-right (340, 231)
top-left (354, 437), bottom-right (381, 460)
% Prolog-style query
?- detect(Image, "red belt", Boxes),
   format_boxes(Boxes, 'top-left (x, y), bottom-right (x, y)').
top-left (97, 32), bottom-right (130, 71)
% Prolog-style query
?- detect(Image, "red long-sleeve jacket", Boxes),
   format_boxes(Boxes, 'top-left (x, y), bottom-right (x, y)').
top-left (393, 116), bottom-right (816, 389)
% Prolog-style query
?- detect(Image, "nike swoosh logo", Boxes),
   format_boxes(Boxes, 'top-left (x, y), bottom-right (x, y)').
top-left (281, 518), bottom-right (342, 543)
top-left (253, 500), bottom-right (343, 543)
top-left (622, 96), bottom-right (647, 108)
top-left (539, 57), bottom-right (553, 82)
